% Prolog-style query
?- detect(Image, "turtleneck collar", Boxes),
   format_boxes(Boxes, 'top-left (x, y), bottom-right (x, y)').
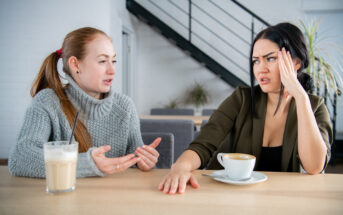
top-left (64, 74), bottom-right (114, 120)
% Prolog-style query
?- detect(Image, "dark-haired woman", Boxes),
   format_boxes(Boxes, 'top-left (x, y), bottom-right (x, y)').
top-left (158, 22), bottom-right (332, 194)
top-left (9, 27), bottom-right (161, 178)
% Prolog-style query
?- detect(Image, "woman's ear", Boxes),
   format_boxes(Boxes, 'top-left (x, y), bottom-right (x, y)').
top-left (293, 58), bottom-right (302, 71)
top-left (68, 56), bottom-right (80, 75)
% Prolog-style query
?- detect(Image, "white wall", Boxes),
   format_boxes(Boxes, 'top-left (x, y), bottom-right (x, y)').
top-left (0, 0), bottom-right (342, 158)
top-left (134, 22), bottom-right (233, 115)
top-left (0, 0), bottom-right (123, 158)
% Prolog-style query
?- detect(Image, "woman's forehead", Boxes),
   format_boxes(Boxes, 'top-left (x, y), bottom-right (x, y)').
top-left (85, 34), bottom-right (115, 57)
top-left (252, 39), bottom-right (279, 57)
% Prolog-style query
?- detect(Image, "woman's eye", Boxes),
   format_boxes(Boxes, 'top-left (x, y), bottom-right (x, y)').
top-left (112, 60), bottom-right (117, 64)
top-left (252, 60), bottom-right (259, 65)
top-left (267, 57), bottom-right (276, 62)
top-left (99, 60), bottom-right (106, 64)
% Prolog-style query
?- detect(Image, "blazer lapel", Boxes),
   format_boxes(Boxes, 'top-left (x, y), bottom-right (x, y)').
top-left (252, 90), bottom-right (267, 167)
top-left (281, 98), bottom-right (298, 171)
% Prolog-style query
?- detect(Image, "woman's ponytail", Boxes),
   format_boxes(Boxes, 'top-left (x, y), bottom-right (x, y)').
top-left (30, 49), bottom-right (91, 153)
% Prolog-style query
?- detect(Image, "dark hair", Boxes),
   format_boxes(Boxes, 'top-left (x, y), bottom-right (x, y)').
top-left (249, 22), bottom-right (313, 116)
top-left (30, 27), bottom-right (110, 152)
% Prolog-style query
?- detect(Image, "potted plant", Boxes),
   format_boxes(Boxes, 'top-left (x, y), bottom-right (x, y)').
top-left (300, 19), bottom-right (343, 161)
top-left (164, 99), bottom-right (179, 109)
top-left (184, 82), bottom-right (210, 115)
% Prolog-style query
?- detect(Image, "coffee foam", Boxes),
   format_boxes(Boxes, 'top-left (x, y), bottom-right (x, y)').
top-left (44, 149), bottom-right (77, 161)
top-left (224, 153), bottom-right (255, 160)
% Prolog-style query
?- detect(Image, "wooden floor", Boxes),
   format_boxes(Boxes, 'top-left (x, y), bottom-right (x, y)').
top-left (1, 158), bottom-right (343, 173)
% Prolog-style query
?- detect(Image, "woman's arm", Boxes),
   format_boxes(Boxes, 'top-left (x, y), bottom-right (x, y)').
top-left (8, 102), bottom-right (113, 178)
top-left (278, 48), bottom-right (328, 174)
top-left (294, 93), bottom-right (328, 174)
top-left (158, 87), bottom-right (245, 194)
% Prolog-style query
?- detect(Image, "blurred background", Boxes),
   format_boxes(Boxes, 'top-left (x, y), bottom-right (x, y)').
top-left (1, 0), bottom-right (342, 161)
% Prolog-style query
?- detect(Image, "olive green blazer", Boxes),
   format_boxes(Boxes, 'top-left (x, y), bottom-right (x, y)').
top-left (188, 86), bottom-right (333, 172)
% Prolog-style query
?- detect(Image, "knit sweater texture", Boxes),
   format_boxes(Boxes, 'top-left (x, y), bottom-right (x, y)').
top-left (8, 75), bottom-right (143, 178)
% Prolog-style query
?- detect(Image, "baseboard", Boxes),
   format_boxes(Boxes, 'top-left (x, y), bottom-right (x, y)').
top-left (0, 159), bottom-right (8, 165)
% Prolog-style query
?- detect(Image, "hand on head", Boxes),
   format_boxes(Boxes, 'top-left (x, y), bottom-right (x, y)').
top-left (135, 137), bottom-right (161, 171)
top-left (91, 145), bottom-right (140, 174)
top-left (278, 47), bottom-right (304, 100)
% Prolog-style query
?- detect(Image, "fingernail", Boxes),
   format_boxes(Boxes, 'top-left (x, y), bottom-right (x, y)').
top-left (143, 145), bottom-right (147, 148)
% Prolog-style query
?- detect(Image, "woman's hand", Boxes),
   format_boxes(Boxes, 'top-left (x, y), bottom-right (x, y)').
top-left (91, 145), bottom-right (140, 174)
top-left (158, 164), bottom-right (199, 194)
top-left (135, 137), bottom-right (161, 171)
top-left (278, 47), bottom-right (306, 100)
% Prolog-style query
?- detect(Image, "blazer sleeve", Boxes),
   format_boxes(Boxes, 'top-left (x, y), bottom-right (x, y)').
top-left (313, 98), bottom-right (333, 171)
top-left (187, 87), bottom-right (245, 168)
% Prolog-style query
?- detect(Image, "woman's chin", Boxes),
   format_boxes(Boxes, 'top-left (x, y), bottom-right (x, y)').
top-left (259, 85), bottom-right (279, 94)
top-left (100, 86), bottom-right (111, 93)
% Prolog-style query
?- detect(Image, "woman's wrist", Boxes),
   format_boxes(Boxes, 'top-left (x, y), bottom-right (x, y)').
top-left (293, 88), bottom-right (309, 103)
top-left (171, 160), bottom-right (193, 172)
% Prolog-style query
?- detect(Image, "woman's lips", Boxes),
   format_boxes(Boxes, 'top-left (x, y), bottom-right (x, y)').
top-left (103, 79), bottom-right (113, 85)
top-left (259, 77), bottom-right (271, 85)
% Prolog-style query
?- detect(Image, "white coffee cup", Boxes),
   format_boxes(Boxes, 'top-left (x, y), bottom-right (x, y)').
top-left (217, 153), bottom-right (256, 180)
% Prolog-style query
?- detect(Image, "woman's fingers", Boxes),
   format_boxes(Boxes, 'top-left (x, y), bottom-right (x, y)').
top-left (158, 176), bottom-right (167, 191)
top-left (136, 151), bottom-right (156, 167)
top-left (116, 156), bottom-right (141, 172)
top-left (282, 48), bottom-right (293, 74)
top-left (106, 156), bottom-right (140, 174)
top-left (159, 171), bottom-right (197, 194)
top-left (149, 137), bottom-right (162, 149)
top-left (189, 174), bottom-right (200, 189)
top-left (169, 177), bottom-right (180, 194)
top-left (117, 153), bottom-right (137, 163)
top-left (136, 146), bottom-right (159, 161)
top-left (92, 145), bottom-right (111, 157)
top-left (163, 178), bottom-right (172, 193)
top-left (278, 51), bottom-right (288, 82)
top-left (178, 175), bottom-right (189, 194)
top-left (136, 154), bottom-right (151, 170)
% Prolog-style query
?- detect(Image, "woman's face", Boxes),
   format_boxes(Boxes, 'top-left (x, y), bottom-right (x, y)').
top-left (252, 39), bottom-right (281, 94)
top-left (74, 34), bottom-right (116, 99)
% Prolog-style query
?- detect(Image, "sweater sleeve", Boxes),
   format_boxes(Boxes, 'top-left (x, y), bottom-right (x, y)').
top-left (8, 105), bottom-right (51, 178)
top-left (187, 87), bottom-right (244, 168)
top-left (126, 98), bottom-right (144, 154)
top-left (8, 103), bottom-right (105, 178)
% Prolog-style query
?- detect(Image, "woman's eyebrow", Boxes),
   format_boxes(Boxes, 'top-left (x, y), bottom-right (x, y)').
top-left (252, 51), bottom-right (276, 59)
top-left (97, 54), bottom-right (117, 58)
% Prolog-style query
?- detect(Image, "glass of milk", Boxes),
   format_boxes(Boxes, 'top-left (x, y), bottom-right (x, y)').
top-left (43, 141), bottom-right (78, 194)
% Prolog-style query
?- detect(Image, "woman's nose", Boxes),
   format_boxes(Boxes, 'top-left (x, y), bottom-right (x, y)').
top-left (256, 61), bottom-right (268, 73)
top-left (107, 63), bottom-right (115, 75)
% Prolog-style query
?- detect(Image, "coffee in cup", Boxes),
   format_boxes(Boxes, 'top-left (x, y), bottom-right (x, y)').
top-left (217, 153), bottom-right (256, 180)
top-left (44, 141), bottom-right (78, 193)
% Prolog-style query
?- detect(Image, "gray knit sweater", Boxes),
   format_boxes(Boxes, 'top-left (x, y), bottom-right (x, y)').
top-left (8, 75), bottom-right (143, 178)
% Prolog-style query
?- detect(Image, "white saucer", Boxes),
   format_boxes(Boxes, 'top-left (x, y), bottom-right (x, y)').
top-left (210, 170), bottom-right (268, 185)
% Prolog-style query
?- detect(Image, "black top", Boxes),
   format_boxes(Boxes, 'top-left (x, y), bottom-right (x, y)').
top-left (257, 146), bottom-right (282, 172)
